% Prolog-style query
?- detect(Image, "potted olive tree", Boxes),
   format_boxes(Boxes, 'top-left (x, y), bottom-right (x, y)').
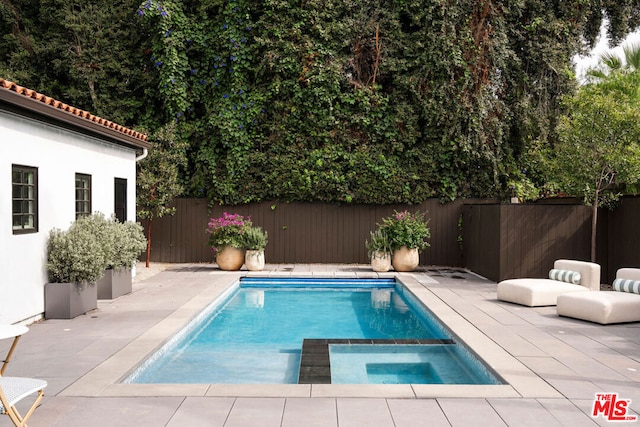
top-left (241, 226), bottom-right (268, 271)
top-left (97, 219), bottom-right (147, 299)
top-left (45, 215), bottom-right (108, 319)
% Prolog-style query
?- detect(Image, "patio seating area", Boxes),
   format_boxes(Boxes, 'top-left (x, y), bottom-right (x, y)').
top-left (496, 259), bottom-right (601, 307)
top-left (1, 263), bottom-right (638, 426)
top-left (558, 268), bottom-right (640, 325)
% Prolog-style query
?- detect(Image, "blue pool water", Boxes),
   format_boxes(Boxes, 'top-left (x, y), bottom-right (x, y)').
top-left (330, 345), bottom-right (498, 384)
top-left (125, 278), bottom-right (501, 385)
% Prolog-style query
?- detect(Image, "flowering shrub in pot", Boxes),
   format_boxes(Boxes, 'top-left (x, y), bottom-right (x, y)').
top-left (207, 212), bottom-right (251, 270)
top-left (379, 210), bottom-right (430, 272)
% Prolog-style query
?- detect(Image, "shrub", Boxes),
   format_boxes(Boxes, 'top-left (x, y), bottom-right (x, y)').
top-left (365, 228), bottom-right (392, 258)
top-left (47, 213), bottom-right (148, 282)
top-left (240, 226), bottom-right (268, 251)
top-left (47, 225), bottom-right (107, 284)
top-left (73, 213), bottom-right (115, 267)
top-left (111, 221), bottom-right (147, 270)
top-left (379, 210), bottom-right (430, 251)
top-left (206, 212), bottom-right (252, 251)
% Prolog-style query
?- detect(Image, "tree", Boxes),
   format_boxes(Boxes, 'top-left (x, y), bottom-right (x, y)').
top-left (136, 123), bottom-right (187, 267)
top-left (3, 0), bottom-right (640, 205)
top-left (0, 0), bottom-right (157, 127)
top-left (551, 63), bottom-right (640, 262)
top-left (587, 43), bottom-right (640, 81)
top-left (131, 0), bottom-right (640, 204)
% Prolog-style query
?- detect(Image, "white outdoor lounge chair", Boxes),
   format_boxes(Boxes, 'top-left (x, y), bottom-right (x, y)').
top-left (497, 259), bottom-right (601, 307)
top-left (557, 268), bottom-right (640, 324)
top-left (0, 375), bottom-right (47, 427)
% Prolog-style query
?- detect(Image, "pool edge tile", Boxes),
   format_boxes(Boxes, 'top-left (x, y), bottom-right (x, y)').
top-left (412, 384), bottom-right (520, 398)
top-left (100, 383), bottom-right (210, 397)
top-left (311, 384), bottom-right (416, 398)
top-left (206, 384), bottom-right (312, 398)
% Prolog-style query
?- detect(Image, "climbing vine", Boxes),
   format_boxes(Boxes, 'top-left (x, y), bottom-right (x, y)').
top-left (131, 0), bottom-right (640, 204)
top-left (4, 0), bottom-right (638, 204)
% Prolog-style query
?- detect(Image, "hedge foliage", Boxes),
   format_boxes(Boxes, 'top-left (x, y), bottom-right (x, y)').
top-left (2, 0), bottom-right (639, 204)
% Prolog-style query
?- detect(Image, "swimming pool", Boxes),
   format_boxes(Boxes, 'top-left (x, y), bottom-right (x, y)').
top-left (125, 278), bottom-right (502, 385)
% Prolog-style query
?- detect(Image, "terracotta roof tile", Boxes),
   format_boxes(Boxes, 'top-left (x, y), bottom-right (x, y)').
top-left (0, 78), bottom-right (148, 143)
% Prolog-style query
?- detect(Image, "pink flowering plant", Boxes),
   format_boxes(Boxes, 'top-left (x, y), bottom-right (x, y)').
top-left (380, 210), bottom-right (430, 251)
top-left (206, 212), bottom-right (251, 252)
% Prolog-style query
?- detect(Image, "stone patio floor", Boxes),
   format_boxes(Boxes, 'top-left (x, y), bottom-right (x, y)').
top-left (1, 263), bottom-right (638, 426)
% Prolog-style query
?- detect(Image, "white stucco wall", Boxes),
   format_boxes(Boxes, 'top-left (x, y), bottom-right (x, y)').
top-left (0, 110), bottom-right (138, 324)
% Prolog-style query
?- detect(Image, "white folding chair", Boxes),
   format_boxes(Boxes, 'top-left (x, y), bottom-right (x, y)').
top-left (0, 375), bottom-right (47, 427)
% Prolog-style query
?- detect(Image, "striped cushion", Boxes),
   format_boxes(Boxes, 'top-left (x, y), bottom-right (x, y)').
top-left (549, 269), bottom-right (581, 284)
top-left (612, 278), bottom-right (640, 294)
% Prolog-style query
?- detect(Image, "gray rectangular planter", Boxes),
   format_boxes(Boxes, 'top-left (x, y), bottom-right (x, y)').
top-left (97, 268), bottom-right (132, 300)
top-left (44, 282), bottom-right (97, 319)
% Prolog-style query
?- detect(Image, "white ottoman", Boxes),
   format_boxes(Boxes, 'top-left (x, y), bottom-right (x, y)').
top-left (556, 268), bottom-right (640, 324)
top-left (498, 278), bottom-right (590, 307)
top-left (497, 259), bottom-right (601, 307)
top-left (557, 291), bottom-right (640, 324)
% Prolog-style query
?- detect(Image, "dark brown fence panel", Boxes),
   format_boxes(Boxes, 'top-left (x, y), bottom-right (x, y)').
top-left (501, 204), bottom-right (592, 281)
top-left (141, 198), bottom-right (211, 263)
top-left (607, 196), bottom-right (640, 282)
top-left (422, 199), bottom-right (464, 267)
top-left (141, 197), bottom-right (639, 281)
top-left (463, 202), bottom-right (593, 282)
top-left (462, 204), bottom-right (500, 282)
top-left (143, 199), bottom-right (463, 265)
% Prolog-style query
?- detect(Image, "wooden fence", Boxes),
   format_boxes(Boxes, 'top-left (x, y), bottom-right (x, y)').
top-left (142, 196), bottom-right (640, 283)
top-left (142, 199), bottom-right (463, 266)
top-left (606, 196), bottom-right (640, 282)
top-left (462, 203), bottom-right (594, 282)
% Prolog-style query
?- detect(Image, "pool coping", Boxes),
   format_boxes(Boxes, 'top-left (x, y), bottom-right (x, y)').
top-left (60, 271), bottom-right (561, 399)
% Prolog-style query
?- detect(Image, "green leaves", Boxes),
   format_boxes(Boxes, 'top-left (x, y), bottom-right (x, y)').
top-left (553, 78), bottom-right (640, 206)
top-left (239, 226), bottom-right (268, 250)
top-left (46, 214), bottom-right (147, 283)
top-left (136, 122), bottom-right (187, 221)
top-left (379, 210), bottom-right (430, 251)
top-left (5, 0), bottom-right (640, 205)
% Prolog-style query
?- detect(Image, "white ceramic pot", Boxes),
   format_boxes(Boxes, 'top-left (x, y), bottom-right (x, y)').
top-left (391, 246), bottom-right (420, 272)
top-left (245, 249), bottom-right (265, 271)
top-left (216, 246), bottom-right (246, 271)
top-left (370, 251), bottom-right (392, 272)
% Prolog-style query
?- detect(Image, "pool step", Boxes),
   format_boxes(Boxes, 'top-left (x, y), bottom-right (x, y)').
top-left (298, 339), bottom-right (332, 384)
top-left (297, 338), bottom-right (456, 384)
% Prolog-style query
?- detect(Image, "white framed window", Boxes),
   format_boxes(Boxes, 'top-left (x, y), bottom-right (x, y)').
top-left (12, 164), bottom-right (38, 234)
top-left (114, 178), bottom-right (127, 222)
top-left (75, 173), bottom-right (92, 218)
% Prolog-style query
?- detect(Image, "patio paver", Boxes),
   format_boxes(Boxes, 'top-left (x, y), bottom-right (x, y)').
top-left (1, 263), bottom-right (638, 426)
